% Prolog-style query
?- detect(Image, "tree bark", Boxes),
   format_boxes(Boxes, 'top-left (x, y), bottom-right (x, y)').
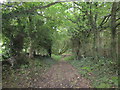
top-left (3, 2), bottom-right (60, 19)
top-left (111, 2), bottom-right (118, 61)
top-left (29, 41), bottom-right (34, 58)
top-left (87, 3), bottom-right (98, 60)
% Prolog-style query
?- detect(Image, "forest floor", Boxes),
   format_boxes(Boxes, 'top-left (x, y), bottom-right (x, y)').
top-left (32, 55), bottom-right (91, 88)
top-left (3, 54), bottom-right (117, 88)
top-left (2, 55), bottom-right (91, 88)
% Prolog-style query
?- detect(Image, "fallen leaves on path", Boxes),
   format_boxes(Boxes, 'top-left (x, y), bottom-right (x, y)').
top-left (34, 61), bottom-right (91, 88)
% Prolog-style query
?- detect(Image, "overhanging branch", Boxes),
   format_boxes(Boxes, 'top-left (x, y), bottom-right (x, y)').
top-left (99, 14), bottom-right (111, 27)
top-left (116, 22), bottom-right (120, 28)
top-left (3, 2), bottom-right (59, 19)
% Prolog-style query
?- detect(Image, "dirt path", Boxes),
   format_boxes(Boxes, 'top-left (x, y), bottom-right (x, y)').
top-left (32, 57), bottom-right (91, 88)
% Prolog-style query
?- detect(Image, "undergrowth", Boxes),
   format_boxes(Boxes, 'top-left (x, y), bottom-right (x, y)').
top-left (2, 57), bottom-right (57, 88)
top-left (51, 54), bottom-right (62, 61)
top-left (63, 55), bottom-right (75, 61)
top-left (68, 57), bottom-right (118, 88)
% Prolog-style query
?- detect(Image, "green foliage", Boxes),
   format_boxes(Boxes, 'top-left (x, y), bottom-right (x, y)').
top-left (69, 58), bottom-right (118, 88)
top-left (52, 27), bottom-right (71, 55)
top-left (51, 54), bottom-right (61, 61)
top-left (81, 66), bottom-right (92, 72)
top-left (2, 2), bottom-right (119, 88)
top-left (97, 83), bottom-right (110, 88)
top-left (2, 2), bottom-right (118, 59)
top-left (63, 55), bottom-right (75, 61)
top-left (20, 64), bottom-right (29, 69)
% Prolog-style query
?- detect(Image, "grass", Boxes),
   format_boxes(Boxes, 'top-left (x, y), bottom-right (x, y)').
top-left (2, 57), bottom-right (57, 88)
top-left (68, 57), bottom-right (118, 88)
top-left (63, 55), bottom-right (75, 61)
top-left (51, 54), bottom-right (62, 61)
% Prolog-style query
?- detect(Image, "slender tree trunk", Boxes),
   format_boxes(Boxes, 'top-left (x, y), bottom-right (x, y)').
top-left (118, 27), bottom-right (120, 71)
top-left (87, 3), bottom-right (98, 60)
top-left (97, 32), bottom-right (101, 58)
top-left (111, 2), bottom-right (117, 61)
top-left (28, 16), bottom-right (34, 58)
top-left (10, 35), bottom-right (15, 56)
top-left (29, 41), bottom-right (34, 58)
top-left (71, 36), bottom-right (81, 59)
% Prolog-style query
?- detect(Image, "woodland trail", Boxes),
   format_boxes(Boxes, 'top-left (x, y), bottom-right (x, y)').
top-left (33, 55), bottom-right (91, 88)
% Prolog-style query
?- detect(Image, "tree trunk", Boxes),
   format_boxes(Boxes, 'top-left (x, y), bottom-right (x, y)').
top-left (29, 41), bottom-right (34, 58)
top-left (111, 2), bottom-right (117, 61)
top-left (87, 3), bottom-right (98, 60)
top-left (71, 36), bottom-right (81, 59)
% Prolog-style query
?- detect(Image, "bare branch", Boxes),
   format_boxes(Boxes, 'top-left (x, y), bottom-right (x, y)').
top-left (99, 25), bottom-right (109, 32)
top-left (99, 14), bottom-right (111, 27)
top-left (116, 22), bottom-right (120, 28)
top-left (116, 18), bottom-right (120, 21)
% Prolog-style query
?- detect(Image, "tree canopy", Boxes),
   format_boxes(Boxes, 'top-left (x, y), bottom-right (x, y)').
top-left (1, 2), bottom-right (120, 59)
